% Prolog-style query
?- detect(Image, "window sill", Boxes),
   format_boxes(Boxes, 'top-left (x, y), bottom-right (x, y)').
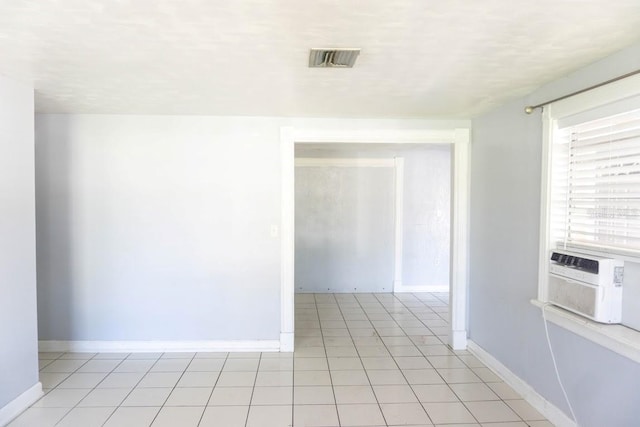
top-left (530, 299), bottom-right (640, 363)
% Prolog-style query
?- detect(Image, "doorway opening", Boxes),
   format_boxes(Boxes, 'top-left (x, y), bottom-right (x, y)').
top-left (279, 128), bottom-right (470, 352)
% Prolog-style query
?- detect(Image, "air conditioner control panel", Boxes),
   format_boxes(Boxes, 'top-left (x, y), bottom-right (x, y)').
top-left (550, 251), bottom-right (599, 274)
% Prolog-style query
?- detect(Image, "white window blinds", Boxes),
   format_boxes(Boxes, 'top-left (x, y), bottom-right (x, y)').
top-left (551, 107), bottom-right (640, 256)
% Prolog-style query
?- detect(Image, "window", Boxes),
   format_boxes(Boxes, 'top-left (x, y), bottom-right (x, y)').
top-left (550, 108), bottom-right (640, 257)
top-left (535, 76), bottom-right (640, 362)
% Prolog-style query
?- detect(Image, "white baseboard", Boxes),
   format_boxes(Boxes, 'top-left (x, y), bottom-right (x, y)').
top-left (279, 332), bottom-right (294, 352)
top-left (0, 382), bottom-right (43, 427)
top-left (468, 340), bottom-right (576, 427)
top-left (38, 340), bottom-right (281, 353)
top-left (394, 284), bottom-right (449, 293)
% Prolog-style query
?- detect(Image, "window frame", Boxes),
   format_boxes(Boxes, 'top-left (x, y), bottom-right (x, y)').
top-left (538, 73), bottom-right (640, 301)
top-left (535, 73), bottom-right (640, 363)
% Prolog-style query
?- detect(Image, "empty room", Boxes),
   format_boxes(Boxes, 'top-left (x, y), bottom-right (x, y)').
top-left (1, 1), bottom-right (640, 427)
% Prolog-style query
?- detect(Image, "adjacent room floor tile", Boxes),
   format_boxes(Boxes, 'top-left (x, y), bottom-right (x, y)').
top-left (78, 388), bottom-right (131, 407)
top-left (8, 407), bottom-right (69, 427)
top-left (294, 357), bottom-right (328, 371)
top-left (114, 359), bottom-right (155, 373)
top-left (60, 353), bottom-right (96, 360)
top-left (367, 369), bottom-right (407, 385)
top-left (208, 387), bottom-right (253, 406)
top-left (333, 385), bottom-right (377, 404)
top-left (177, 372), bottom-right (220, 387)
top-left (103, 406), bottom-right (160, 427)
top-left (245, 405), bottom-right (292, 427)
top-left (450, 382), bottom-right (500, 402)
top-left (422, 401), bottom-right (477, 424)
top-left (150, 359), bottom-right (191, 372)
top-left (471, 367), bottom-right (502, 383)
top-left (294, 370), bottom-right (332, 386)
top-left (251, 386), bottom-right (293, 405)
top-left (294, 404), bottom-right (339, 427)
top-left (505, 399), bottom-right (546, 421)
top-left (327, 357), bottom-right (363, 370)
top-left (76, 359), bottom-right (121, 373)
top-left (437, 368), bottom-right (483, 384)
top-left (98, 372), bottom-right (145, 388)
top-left (56, 407), bottom-right (115, 427)
top-left (93, 353), bottom-right (130, 360)
top-left (38, 352), bottom-right (64, 360)
top-left (293, 386), bottom-right (335, 404)
top-left (337, 403), bottom-right (386, 426)
top-left (32, 388), bottom-right (91, 408)
top-left (380, 402), bottom-right (431, 425)
top-left (199, 405), bottom-right (248, 427)
top-left (373, 384), bottom-right (418, 403)
top-left (224, 358), bottom-right (260, 372)
top-left (464, 400), bottom-right (521, 423)
top-left (165, 387), bottom-right (212, 406)
top-left (255, 371), bottom-right (293, 387)
top-left (161, 352), bottom-right (195, 359)
top-left (150, 406), bottom-right (205, 427)
top-left (216, 371), bottom-right (257, 387)
top-left (121, 387), bottom-right (171, 407)
top-left (259, 358), bottom-right (293, 371)
top-left (487, 382), bottom-right (521, 400)
top-left (395, 356), bottom-right (432, 370)
top-left (127, 353), bottom-right (162, 360)
top-left (39, 373), bottom-right (71, 389)
top-left (138, 372), bottom-right (183, 388)
top-left (330, 369), bottom-right (369, 386)
top-left (360, 357), bottom-right (397, 370)
top-left (57, 372), bottom-right (108, 389)
top-left (412, 384), bottom-right (460, 402)
top-left (186, 359), bottom-right (225, 372)
top-left (40, 360), bottom-right (87, 373)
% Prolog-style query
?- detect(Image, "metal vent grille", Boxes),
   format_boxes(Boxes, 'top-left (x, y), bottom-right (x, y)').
top-left (309, 48), bottom-right (360, 68)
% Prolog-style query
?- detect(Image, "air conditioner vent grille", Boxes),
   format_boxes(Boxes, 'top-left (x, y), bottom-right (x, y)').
top-left (309, 48), bottom-right (360, 68)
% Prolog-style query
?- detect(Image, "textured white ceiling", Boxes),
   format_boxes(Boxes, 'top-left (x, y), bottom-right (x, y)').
top-left (1, 0), bottom-right (639, 117)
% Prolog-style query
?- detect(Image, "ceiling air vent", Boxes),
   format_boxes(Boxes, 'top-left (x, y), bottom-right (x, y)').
top-left (309, 48), bottom-right (360, 68)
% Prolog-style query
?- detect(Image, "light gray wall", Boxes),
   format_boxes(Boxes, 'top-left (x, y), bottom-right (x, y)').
top-left (35, 116), bottom-right (469, 341)
top-left (470, 42), bottom-right (640, 427)
top-left (295, 164), bottom-right (396, 292)
top-left (402, 148), bottom-right (450, 287)
top-left (0, 75), bottom-right (39, 409)
top-left (36, 115), bottom-right (283, 341)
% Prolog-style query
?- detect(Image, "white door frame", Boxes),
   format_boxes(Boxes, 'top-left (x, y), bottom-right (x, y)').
top-left (280, 127), bottom-right (470, 351)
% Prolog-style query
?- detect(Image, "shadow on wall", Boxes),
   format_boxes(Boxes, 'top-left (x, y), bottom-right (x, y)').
top-left (35, 118), bottom-right (75, 341)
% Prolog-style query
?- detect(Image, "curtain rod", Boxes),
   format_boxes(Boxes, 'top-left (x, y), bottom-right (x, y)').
top-left (524, 68), bottom-right (640, 114)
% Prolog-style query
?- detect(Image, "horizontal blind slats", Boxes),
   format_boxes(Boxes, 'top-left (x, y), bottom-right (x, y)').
top-left (551, 106), bottom-right (640, 254)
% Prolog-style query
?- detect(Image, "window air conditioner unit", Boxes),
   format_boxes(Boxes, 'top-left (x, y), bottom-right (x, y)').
top-left (548, 249), bottom-right (624, 324)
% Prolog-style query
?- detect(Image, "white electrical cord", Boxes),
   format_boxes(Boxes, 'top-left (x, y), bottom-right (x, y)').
top-left (542, 303), bottom-right (579, 426)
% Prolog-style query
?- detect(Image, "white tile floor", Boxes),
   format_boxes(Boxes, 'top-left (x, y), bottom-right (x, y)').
top-left (11, 292), bottom-right (554, 426)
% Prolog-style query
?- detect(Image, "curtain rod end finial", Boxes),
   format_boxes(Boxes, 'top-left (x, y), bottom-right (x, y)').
top-left (524, 106), bottom-right (535, 114)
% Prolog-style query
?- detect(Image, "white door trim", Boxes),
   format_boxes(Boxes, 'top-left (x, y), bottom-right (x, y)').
top-left (280, 128), bottom-right (471, 351)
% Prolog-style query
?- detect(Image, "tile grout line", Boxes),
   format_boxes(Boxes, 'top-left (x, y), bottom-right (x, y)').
top-left (408, 292), bottom-right (529, 425)
top-left (99, 352), bottom-right (178, 427)
top-left (348, 293), bottom-right (392, 427)
top-left (140, 352), bottom-right (198, 427)
top-left (372, 292), bottom-right (449, 426)
top-left (46, 351), bottom-right (106, 426)
top-left (195, 352), bottom-right (229, 427)
top-left (322, 293), bottom-right (341, 427)
top-left (242, 352), bottom-right (262, 427)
